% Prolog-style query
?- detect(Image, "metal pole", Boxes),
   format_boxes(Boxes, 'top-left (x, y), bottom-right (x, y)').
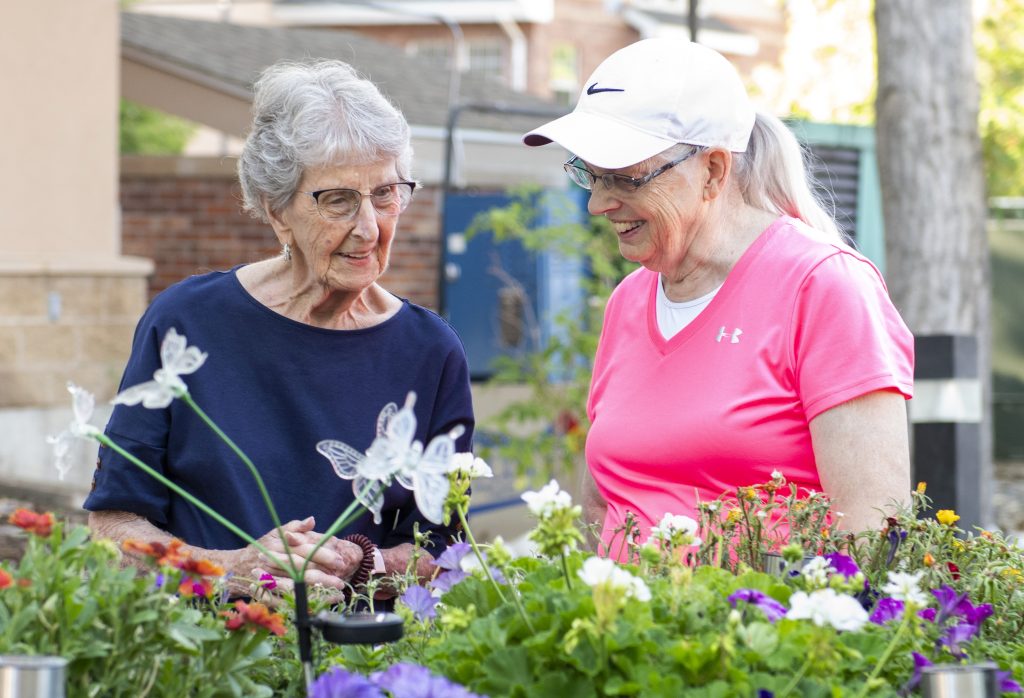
top-left (688, 0), bottom-right (699, 42)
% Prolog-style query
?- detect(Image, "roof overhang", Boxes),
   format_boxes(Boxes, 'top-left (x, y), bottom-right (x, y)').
top-left (620, 7), bottom-right (760, 57)
top-left (272, 0), bottom-right (554, 26)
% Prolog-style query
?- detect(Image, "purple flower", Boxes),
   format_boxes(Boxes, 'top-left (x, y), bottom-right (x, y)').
top-left (869, 597), bottom-right (905, 625)
top-left (430, 569), bottom-right (469, 593)
top-left (956, 599), bottom-right (993, 626)
top-left (824, 553), bottom-right (860, 579)
top-left (918, 608), bottom-right (937, 622)
top-left (997, 670), bottom-right (1023, 694)
top-left (309, 667), bottom-right (384, 698)
top-left (898, 652), bottom-right (933, 696)
top-left (400, 585), bottom-right (439, 621)
top-left (371, 663), bottom-right (484, 698)
top-left (435, 543), bottom-right (472, 571)
top-left (931, 585), bottom-right (965, 622)
top-left (489, 566), bottom-right (507, 585)
top-left (757, 691), bottom-right (774, 698)
top-left (939, 622), bottom-right (979, 658)
top-left (259, 572), bottom-right (278, 591)
top-left (727, 589), bottom-right (786, 622)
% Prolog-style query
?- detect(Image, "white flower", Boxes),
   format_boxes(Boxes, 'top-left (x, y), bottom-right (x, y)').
top-left (786, 588), bottom-right (868, 632)
top-left (801, 556), bottom-right (833, 588)
top-left (648, 512), bottom-right (702, 547)
top-left (577, 556), bottom-right (651, 602)
top-left (47, 382), bottom-right (102, 480)
top-left (113, 328), bottom-right (207, 409)
top-left (881, 570), bottom-right (929, 607)
top-left (317, 392), bottom-right (463, 526)
top-left (521, 479), bottom-right (572, 518)
top-left (771, 469), bottom-right (783, 480)
top-left (448, 453), bottom-right (493, 479)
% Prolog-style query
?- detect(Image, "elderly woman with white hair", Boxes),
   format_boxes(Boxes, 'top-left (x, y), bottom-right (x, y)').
top-left (524, 39), bottom-right (914, 555)
top-left (85, 59), bottom-right (474, 597)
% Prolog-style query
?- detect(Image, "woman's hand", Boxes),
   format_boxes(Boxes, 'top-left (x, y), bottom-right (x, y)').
top-left (252, 517), bottom-right (364, 593)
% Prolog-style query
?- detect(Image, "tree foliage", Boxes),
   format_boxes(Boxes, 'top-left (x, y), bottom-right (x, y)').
top-left (120, 99), bottom-right (196, 155)
top-left (976, 0), bottom-right (1024, 196)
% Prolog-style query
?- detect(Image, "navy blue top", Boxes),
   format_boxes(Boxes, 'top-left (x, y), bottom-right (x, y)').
top-left (84, 268), bottom-right (474, 555)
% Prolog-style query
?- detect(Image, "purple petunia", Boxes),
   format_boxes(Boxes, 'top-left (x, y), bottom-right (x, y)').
top-left (957, 598), bottom-right (993, 627)
top-left (308, 667), bottom-right (385, 698)
top-left (727, 589), bottom-right (787, 622)
top-left (372, 663), bottom-right (485, 698)
top-left (918, 607), bottom-right (937, 622)
top-left (400, 585), bottom-right (439, 621)
top-left (998, 670), bottom-right (1024, 694)
top-left (930, 585), bottom-right (965, 622)
top-left (939, 622), bottom-right (979, 658)
top-left (823, 552), bottom-right (860, 579)
top-left (869, 597), bottom-right (905, 625)
top-left (898, 652), bottom-right (933, 696)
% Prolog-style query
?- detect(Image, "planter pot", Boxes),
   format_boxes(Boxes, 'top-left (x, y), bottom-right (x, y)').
top-left (0, 655), bottom-right (67, 698)
top-left (761, 551), bottom-right (816, 578)
top-left (921, 662), bottom-right (998, 698)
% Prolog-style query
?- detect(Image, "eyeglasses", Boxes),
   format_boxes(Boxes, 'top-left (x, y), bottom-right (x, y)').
top-left (300, 181), bottom-right (417, 221)
top-left (563, 147), bottom-right (702, 193)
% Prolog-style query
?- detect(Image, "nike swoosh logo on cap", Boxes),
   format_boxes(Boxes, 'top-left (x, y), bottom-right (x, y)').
top-left (587, 82), bottom-right (625, 95)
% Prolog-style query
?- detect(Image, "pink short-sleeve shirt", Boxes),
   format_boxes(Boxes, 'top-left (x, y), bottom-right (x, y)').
top-left (585, 217), bottom-right (914, 555)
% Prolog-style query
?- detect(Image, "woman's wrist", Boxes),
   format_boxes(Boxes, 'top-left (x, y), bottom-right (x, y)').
top-left (341, 534), bottom-right (377, 587)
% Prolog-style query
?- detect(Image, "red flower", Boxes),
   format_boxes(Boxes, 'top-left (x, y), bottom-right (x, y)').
top-left (947, 561), bottom-right (961, 580)
top-left (221, 601), bottom-right (287, 636)
top-left (0, 569), bottom-right (12, 589)
top-left (8, 509), bottom-right (54, 537)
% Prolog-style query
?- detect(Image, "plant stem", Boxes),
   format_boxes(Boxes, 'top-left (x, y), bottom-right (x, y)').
top-left (455, 505), bottom-right (506, 604)
top-left (853, 611), bottom-right (912, 698)
top-left (97, 435), bottom-right (287, 571)
top-left (560, 551), bottom-right (574, 590)
top-left (777, 652), bottom-right (814, 698)
top-left (179, 392), bottom-right (298, 576)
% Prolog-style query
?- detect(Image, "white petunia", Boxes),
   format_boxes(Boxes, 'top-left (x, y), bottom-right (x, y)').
top-left (578, 556), bottom-right (651, 602)
top-left (47, 382), bottom-right (102, 480)
top-left (881, 570), bottom-right (929, 607)
top-left (648, 512), bottom-right (702, 547)
top-left (786, 588), bottom-right (868, 632)
top-left (448, 453), bottom-right (493, 479)
top-left (521, 479), bottom-right (573, 518)
top-left (113, 328), bottom-right (207, 409)
top-left (801, 556), bottom-right (833, 588)
top-left (771, 469), bottom-right (783, 480)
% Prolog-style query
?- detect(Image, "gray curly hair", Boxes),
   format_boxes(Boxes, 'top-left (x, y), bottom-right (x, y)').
top-left (237, 59), bottom-right (413, 222)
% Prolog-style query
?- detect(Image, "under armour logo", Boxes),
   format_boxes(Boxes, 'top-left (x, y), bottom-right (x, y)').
top-left (716, 326), bottom-right (742, 344)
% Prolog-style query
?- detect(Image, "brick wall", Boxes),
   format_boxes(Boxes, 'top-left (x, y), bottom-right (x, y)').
top-left (120, 157), bottom-right (443, 310)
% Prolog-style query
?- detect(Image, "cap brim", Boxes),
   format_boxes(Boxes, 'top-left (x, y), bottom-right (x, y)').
top-left (523, 110), bottom-right (677, 169)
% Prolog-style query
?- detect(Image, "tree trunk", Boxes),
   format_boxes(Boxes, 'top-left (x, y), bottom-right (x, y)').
top-left (875, 0), bottom-right (992, 523)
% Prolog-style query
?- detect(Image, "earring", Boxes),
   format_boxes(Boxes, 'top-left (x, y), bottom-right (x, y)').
top-left (282, 243), bottom-right (292, 262)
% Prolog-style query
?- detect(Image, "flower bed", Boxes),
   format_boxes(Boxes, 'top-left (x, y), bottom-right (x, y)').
top-left (7, 328), bottom-right (1021, 697)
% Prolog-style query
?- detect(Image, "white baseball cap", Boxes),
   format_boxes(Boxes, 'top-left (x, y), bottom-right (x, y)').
top-left (523, 38), bottom-right (755, 169)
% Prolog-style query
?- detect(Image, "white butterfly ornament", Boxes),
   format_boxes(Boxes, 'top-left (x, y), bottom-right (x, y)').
top-left (316, 392), bottom-right (463, 525)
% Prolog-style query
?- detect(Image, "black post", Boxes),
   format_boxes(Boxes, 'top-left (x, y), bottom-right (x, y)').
top-left (688, 0), bottom-right (699, 42)
top-left (293, 581), bottom-right (316, 688)
top-left (911, 335), bottom-right (984, 529)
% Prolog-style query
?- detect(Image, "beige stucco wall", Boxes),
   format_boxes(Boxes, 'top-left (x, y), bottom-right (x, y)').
top-left (0, 1), bottom-right (152, 497)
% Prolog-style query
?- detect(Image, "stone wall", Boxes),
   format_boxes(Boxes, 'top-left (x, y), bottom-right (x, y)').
top-left (0, 273), bottom-right (147, 409)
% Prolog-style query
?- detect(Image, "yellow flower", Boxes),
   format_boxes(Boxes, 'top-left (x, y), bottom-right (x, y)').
top-left (1003, 568), bottom-right (1023, 582)
top-left (916, 482), bottom-right (927, 494)
top-left (936, 510), bottom-right (960, 526)
top-left (726, 509), bottom-right (743, 524)
top-left (738, 486), bottom-right (757, 501)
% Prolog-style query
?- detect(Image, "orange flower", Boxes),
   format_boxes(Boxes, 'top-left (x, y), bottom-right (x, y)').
top-left (923, 552), bottom-right (935, 567)
top-left (123, 539), bottom-right (189, 568)
top-left (0, 569), bottom-right (12, 589)
top-left (222, 601), bottom-right (287, 636)
top-left (178, 577), bottom-right (215, 599)
top-left (8, 509), bottom-right (54, 537)
top-left (177, 557), bottom-right (225, 578)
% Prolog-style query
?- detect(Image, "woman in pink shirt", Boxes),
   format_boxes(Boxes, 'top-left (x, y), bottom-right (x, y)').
top-left (523, 38), bottom-right (914, 557)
